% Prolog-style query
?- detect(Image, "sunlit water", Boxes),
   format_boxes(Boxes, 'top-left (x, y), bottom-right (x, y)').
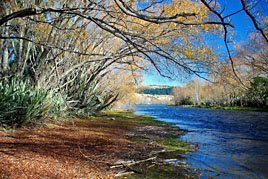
top-left (132, 104), bottom-right (268, 179)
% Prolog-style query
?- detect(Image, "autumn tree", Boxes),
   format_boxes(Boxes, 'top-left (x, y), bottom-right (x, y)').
top-left (1, 0), bottom-right (267, 116)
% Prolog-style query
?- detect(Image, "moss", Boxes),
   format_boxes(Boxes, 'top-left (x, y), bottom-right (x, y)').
top-left (157, 137), bottom-right (194, 153)
top-left (129, 135), bottom-right (193, 153)
top-left (106, 111), bottom-right (166, 125)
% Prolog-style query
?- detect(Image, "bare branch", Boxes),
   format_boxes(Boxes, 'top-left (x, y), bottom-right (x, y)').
top-left (114, 0), bottom-right (233, 27)
top-left (241, 0), bottom-right (268, 44)
top-left (200, 0), bottom-right (247, 88)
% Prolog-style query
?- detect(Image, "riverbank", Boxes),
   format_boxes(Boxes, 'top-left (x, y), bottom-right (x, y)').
top-left (135, 104), bottom-right (268, 178)
top-left (177, 105), bottom-right (268, 112)
top-left (0, 111), bottom-right (196, 178)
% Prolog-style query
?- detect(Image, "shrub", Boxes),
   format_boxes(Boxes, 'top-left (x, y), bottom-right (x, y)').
top-left (246, 77), bottom-right (268, 107)
top-left (0, 79), bottom-right (65, 128)
top-left (47, 90), bottom-right (68, 117)
top-left (175, 96), bottom-right (193, 105)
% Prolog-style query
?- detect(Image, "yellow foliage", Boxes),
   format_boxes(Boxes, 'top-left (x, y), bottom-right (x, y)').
top-left (183, 46), bottom-right (195, 59)
top-left (33, 23), bottom-right (53, 42)
top-left (163, 0), bottom-right (209, 22)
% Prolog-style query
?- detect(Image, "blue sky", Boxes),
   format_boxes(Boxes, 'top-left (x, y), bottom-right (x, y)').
top-left (143, 71), bottom-right (185, 86)
top-left (142, 0), bottom-right (268, 86)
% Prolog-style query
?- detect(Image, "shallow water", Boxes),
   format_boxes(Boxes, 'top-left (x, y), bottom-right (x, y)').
top-left (133, 104), bottom-right (268, 179)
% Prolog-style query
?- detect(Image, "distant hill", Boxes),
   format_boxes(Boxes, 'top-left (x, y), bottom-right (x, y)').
top-left (139, 85), bottom-right (173, 95)
top-left (135, 93), bottom-right (175, 105)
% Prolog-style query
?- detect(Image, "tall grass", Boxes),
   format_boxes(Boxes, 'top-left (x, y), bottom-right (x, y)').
top-left (0, 79), bottom-right (66, 128)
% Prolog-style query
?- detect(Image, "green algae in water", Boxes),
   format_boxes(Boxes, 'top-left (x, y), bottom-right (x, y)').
top-left (121, 163), bottom-right (199, 179)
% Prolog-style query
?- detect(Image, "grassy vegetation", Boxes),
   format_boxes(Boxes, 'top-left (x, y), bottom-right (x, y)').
top-left (179, 105), bottom-right (268, 112)
top-left (106, 111), bottom-right (193, 153)
top-left (211, 106), bottom-right (268, 112)
top-left (106, 111), bottom-right (167, 125)
top-left (157, 136), bottom-right (194, 152)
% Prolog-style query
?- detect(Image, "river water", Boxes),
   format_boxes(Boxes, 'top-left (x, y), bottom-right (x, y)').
top-left (133, 104), bottom-right (268, 179)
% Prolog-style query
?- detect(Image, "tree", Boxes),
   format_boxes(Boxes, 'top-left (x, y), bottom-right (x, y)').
top-left (0, 0), bottom-right (231, 77)
top-left (247, 77), bottom-right (268, 107)
top-left (0, 0), bottom-right (267, 114)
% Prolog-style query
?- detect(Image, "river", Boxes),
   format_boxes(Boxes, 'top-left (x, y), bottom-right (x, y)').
top-left (133, 104), bottom-right (268, 179)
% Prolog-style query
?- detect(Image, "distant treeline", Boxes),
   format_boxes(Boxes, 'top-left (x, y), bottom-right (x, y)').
top-left (140, 87), bottom-right (173, 95)
top-left (172, 77), bottom-right (268, 108)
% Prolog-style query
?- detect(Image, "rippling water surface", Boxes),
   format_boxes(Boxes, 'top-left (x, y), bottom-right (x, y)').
top-left (133, 104), bottom-right (268, 179)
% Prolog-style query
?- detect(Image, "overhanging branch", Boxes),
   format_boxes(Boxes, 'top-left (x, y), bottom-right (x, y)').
top-left (0, 8), bottom-right (37, 26)
top-left (241, 0), bottom-right (268, 44)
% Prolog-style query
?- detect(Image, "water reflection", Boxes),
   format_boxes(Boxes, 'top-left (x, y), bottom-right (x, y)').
top-left (134, 104), bottom-right (268, 179)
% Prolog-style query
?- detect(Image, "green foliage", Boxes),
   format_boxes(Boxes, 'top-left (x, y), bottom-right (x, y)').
top-left (47, 90), bottom-right (67, 117)
top-left (65, 75), bottom-right (103, 115)
top-left (65, 74), bottom-right (118, 116)
top-left (0, 78), bottom-right (65, 128)
top-left (246, 77), bottom-right (268, 107)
